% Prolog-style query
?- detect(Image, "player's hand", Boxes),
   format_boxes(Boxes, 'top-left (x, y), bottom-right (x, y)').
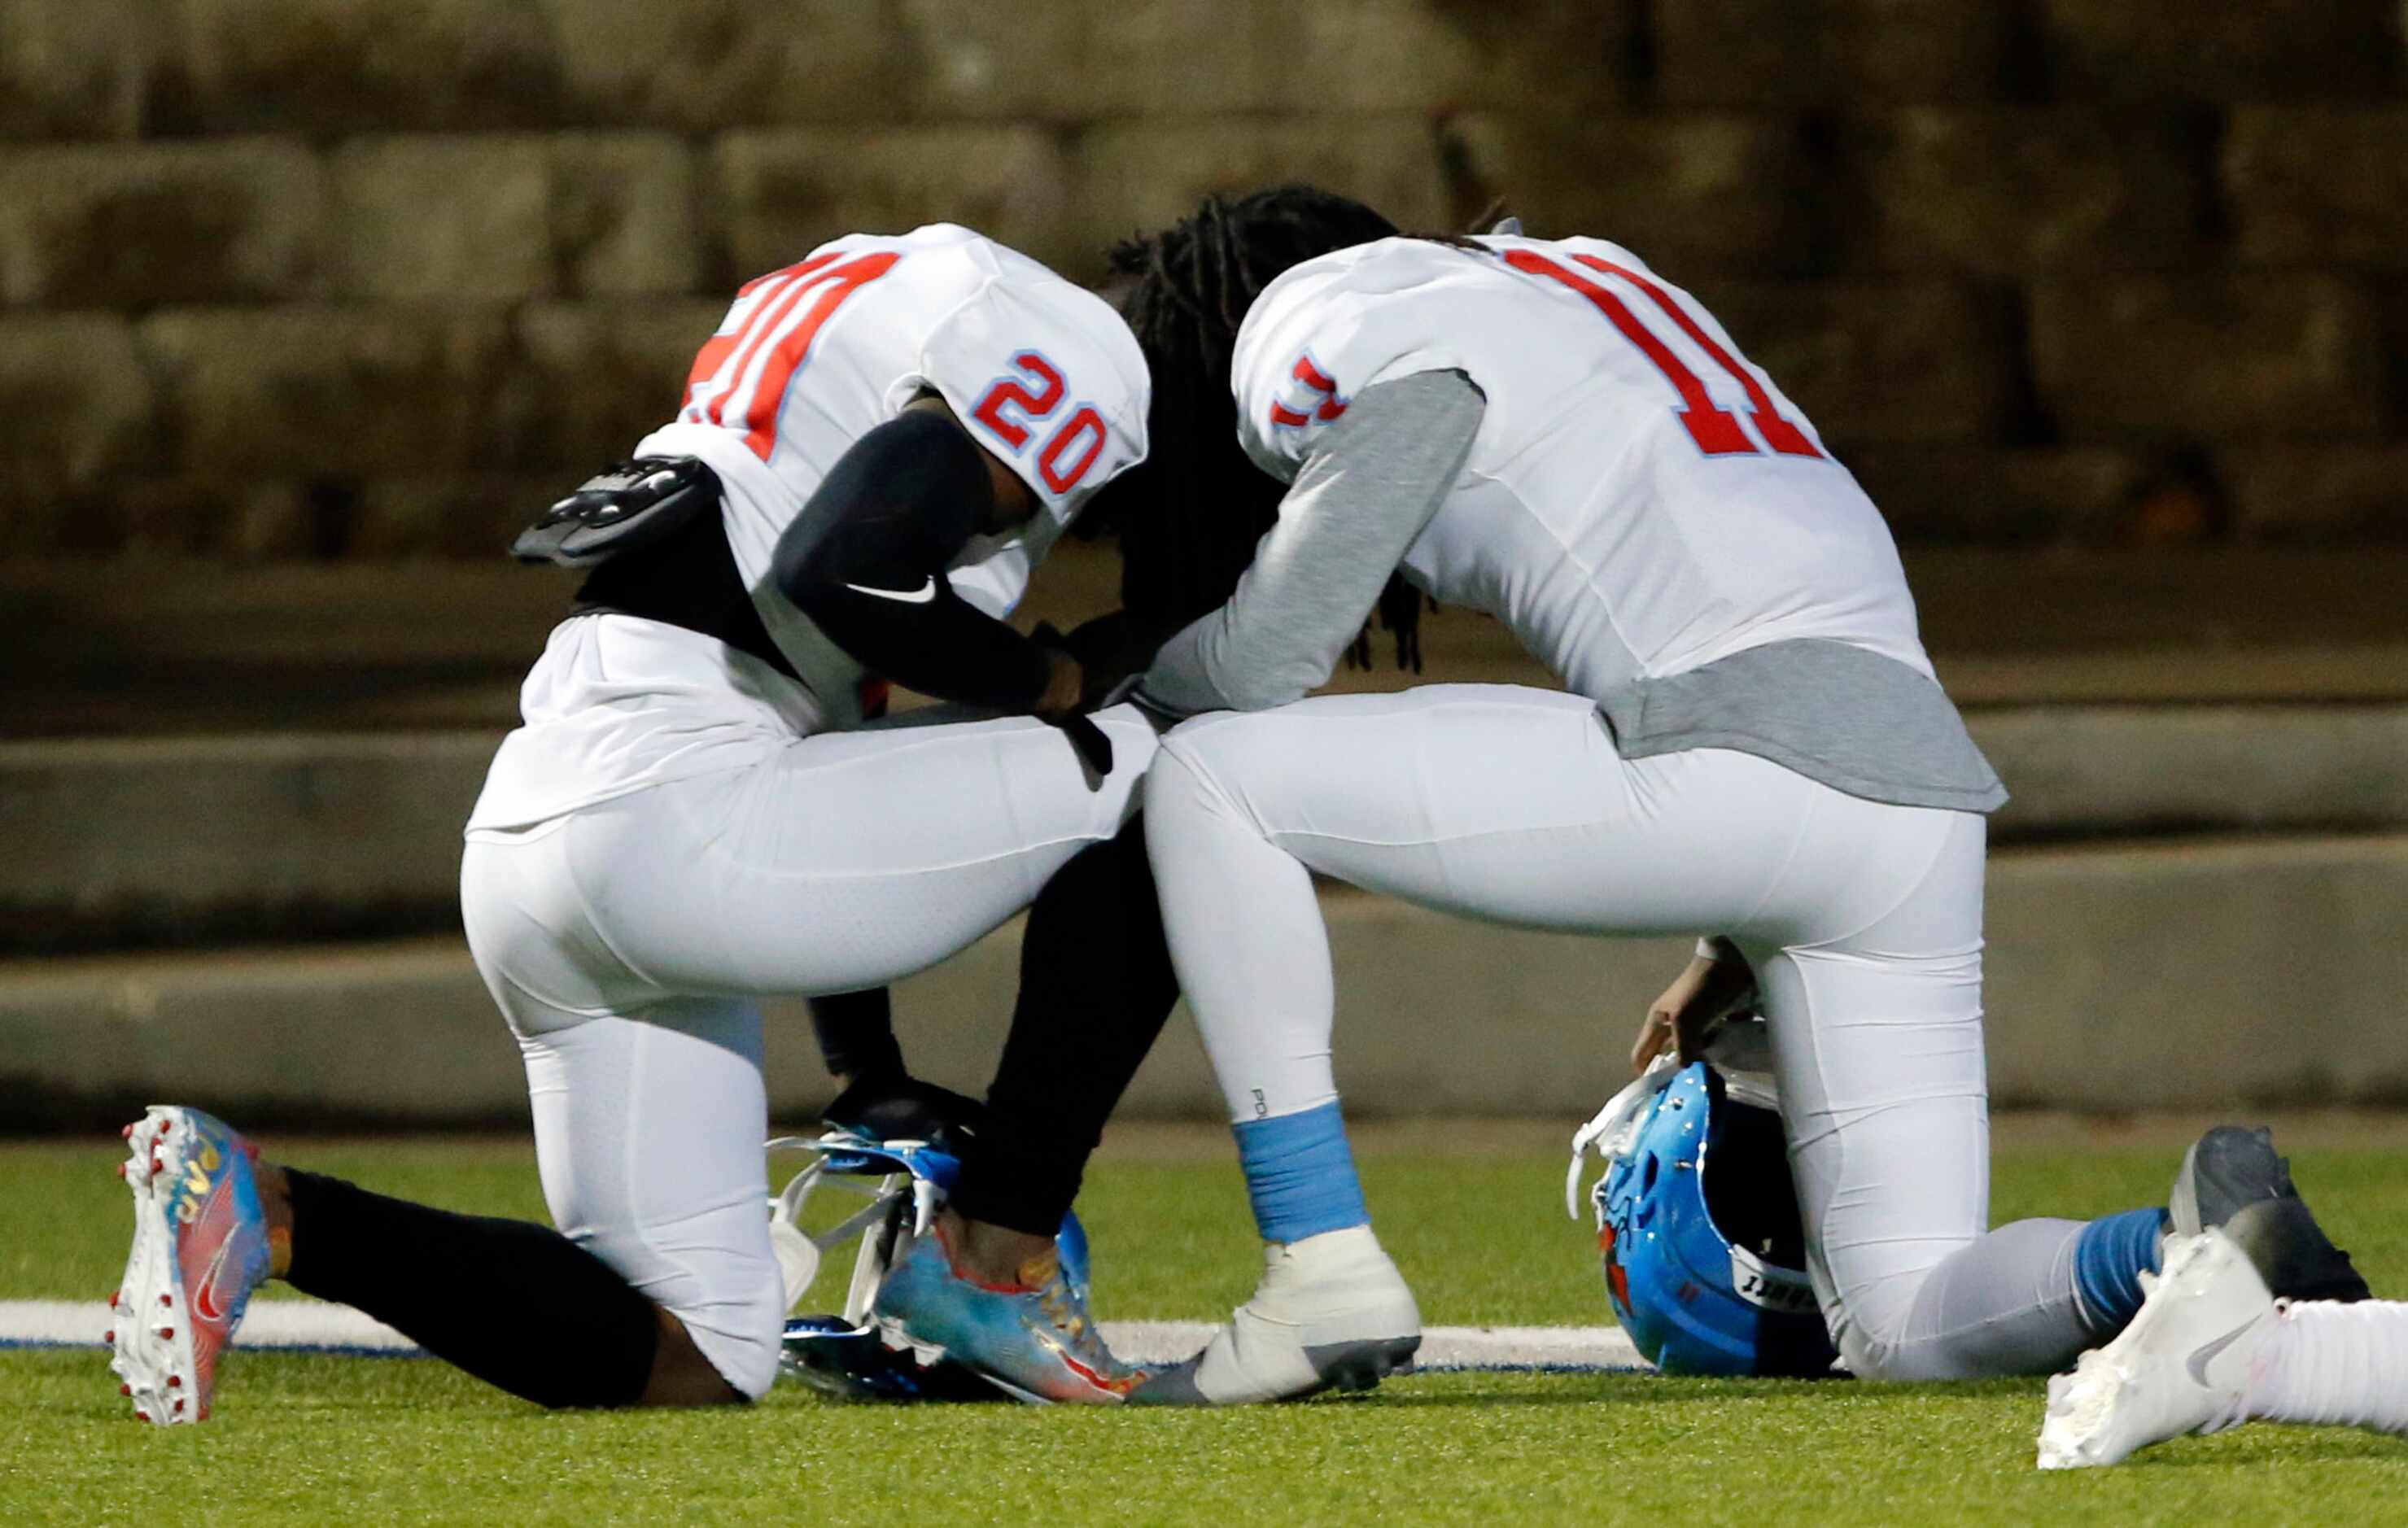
top-left (823, 1071), bottom-right (985, 1158)
top-left (1034, 613), bottom-right (1175, 709)
top-left (1034, 647), bottom-right (1086, 720)
top-left (1029, 635), bottom-right (1113, 779)
top-left (1631, 939), bottom-right (1759, 1075)
top-left (1062, 610), bottom-right (1168, 709)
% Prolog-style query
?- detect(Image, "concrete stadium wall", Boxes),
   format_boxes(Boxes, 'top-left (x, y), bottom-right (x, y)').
top-left (7, 705), bottom-right (2404, 952)
top-left (5, 836), bottom-right (2405, 1124)
top-left (10, 546), bottom-right (2408, 740)
top-left (4, 0), bottom-right (2408, 558)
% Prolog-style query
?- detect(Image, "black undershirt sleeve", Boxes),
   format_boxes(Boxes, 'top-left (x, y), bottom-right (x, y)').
top-left (771, 410), bottom-right (1053, 714)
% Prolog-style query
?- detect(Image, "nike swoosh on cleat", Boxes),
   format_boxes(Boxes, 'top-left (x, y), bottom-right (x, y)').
top-left (844, 578), bottom-right (938, 605)
top-left (188, 1177), bottom-right (239, 1323)
top-left (192, 1235), bottom-right (234, 1323)
top-left (2185, 1320), bottom-right (2257, 1387)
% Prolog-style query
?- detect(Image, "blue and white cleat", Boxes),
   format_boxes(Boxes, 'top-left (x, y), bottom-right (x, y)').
top-left (1129, 1225), bottom-right (1422, 1406)
top-left (107, 1107), bottom-right (276, 1424)
top-left (870, 1221), bottom-right (1146, 1404)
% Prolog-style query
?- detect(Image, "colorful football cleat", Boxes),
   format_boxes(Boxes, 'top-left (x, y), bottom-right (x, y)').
top-left (108, 1107), bottom-right (275, 1425)
top-left (870, 1223), bottom-right (1146, 1404)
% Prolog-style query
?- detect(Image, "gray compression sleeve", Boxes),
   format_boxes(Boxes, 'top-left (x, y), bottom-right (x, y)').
top-left (1138, 369), bottom-right (1485, 718)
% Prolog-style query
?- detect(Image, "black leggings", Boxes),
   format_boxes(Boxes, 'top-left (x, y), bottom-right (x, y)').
top-left (952, 817), bottom-right (1180, 1234)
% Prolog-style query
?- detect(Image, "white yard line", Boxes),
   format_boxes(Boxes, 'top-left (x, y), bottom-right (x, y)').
top-left (1103, 1320), bottom-right (1645, 1370)
top-left (2, 1300), bottom-right (1646, 1372)
top-left (6, 1299), bottom-right (420, 1354)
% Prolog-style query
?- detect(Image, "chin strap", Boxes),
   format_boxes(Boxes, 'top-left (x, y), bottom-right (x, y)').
top-left (1564, 1020), bottom-right (1788, 1223)
top-left (1567, 1059), bottom-right (1676, 1221)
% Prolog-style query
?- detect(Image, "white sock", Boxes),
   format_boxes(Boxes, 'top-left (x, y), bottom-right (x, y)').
top-left (2248, 1300), bottom-right (2408, 1434)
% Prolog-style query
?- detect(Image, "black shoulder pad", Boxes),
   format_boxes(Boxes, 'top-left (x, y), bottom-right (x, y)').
top-left (512, 456), bottom-right (723, 568)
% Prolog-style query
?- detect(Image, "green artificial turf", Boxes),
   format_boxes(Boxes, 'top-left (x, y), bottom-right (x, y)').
top-left (6, 1124), bottom-right (2407, 1525)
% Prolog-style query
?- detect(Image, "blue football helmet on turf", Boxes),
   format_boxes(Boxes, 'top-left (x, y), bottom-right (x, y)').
top-left (765, 1132), bottom-right (1091, 1401)
top-left (1567, 1041), bottom-right (1838, 1378)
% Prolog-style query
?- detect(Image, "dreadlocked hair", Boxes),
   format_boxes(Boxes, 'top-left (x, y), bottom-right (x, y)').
top-left (1097, 184), bottom-right (1435, 672)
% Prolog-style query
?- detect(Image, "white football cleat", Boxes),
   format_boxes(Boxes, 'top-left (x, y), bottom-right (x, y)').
top-left (2037, 1229), bottom-right (2275, 1469)
top-left (1129, 1225), bottom-right (1421, 1405)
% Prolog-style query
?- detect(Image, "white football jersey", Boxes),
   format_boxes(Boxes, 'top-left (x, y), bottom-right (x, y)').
top-left (470, 225), bottom-right (1149, 832)
top-left (1230, 235), bottom-right (1930, 705)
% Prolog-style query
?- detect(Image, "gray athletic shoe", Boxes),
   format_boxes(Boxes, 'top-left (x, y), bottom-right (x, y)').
top-left (2169, 1126), bottom-right (2369, 1303)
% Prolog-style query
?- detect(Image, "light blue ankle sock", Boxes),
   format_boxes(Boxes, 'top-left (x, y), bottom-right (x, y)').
top-left (1232, 1102), bottom-right (1370, 1243)
top-left (2073, 1207), bottom-right (2169, 1337)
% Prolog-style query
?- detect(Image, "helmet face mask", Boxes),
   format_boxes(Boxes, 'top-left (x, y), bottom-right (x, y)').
top-left (765, 1137), bottom-right (927, 1326)
top-left (765, 1132), bottom-right (1093, 1402)
top-left (1580, 1061), bottom-right (1838, 1378)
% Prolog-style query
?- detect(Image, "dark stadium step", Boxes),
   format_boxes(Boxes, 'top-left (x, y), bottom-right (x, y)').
top-left (6, 548), bottom-right (2406, 740)
top-left (4, 704), bottom-right (2404, 954)
top-left (4, 836), bottom-right (2404, 1128)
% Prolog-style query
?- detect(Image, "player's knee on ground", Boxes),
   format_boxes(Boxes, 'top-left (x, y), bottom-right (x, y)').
top-left (1790, 1252), bottom-right (1929, 1384)
top-left (1828, 1307), bottom-right (1928, 1383)
top-left (575, 1223), bottom-right (787, 1402)
top-left (1827, 1218), bottom-right (2102, 1382)
top-left (1822, 1278), bottom-right (1982, 1384)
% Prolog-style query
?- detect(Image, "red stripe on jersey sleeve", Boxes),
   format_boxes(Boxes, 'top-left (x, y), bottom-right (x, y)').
top-left (1568, 255), bottom-right (1824, 460)
top-left (707, 261), bottom-right (830, 429)
top-left (739, 251), bottom-right (902, 461)
top-left (1503, 249), bottom-right (1756, 456)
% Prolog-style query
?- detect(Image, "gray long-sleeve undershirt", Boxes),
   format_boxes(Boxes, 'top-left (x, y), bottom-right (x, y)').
top-left (1139, 369), bottom-right (1486, 718)
top-left (1137, 365), bottom-right (2003, 814)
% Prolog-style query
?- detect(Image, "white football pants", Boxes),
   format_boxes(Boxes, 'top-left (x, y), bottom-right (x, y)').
top-left (459, 707), bottom-right (1159, 1398)
top-left (1145, 684), bottom-right (2093, 1382)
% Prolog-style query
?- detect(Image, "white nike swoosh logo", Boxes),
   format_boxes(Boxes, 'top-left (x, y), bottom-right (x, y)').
top-left (2185, 1319), bottom-right (2257, 1386)
top-left (844, 578), bottom-right (938, 605)
top-left (194, 1235), bottom-right (234, 1322)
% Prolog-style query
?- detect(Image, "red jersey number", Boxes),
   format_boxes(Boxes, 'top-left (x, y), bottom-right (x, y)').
top-left (1503, 249), bottom-right (1823, 461)
top-left (969, 360), bottom-right (1112, 496)
top-left (969, 352), bottom-right (1068, 450)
